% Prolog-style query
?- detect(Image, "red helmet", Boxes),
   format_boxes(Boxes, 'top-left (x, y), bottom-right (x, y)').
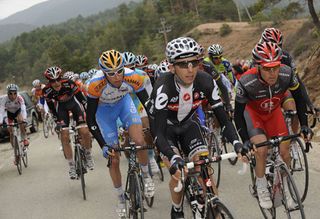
top-left (44, 66), bottom-right (62, 80)
top-left (252, 42), bottom-right (282, 67)
top-left (261, 28), bottom-right (283, 47)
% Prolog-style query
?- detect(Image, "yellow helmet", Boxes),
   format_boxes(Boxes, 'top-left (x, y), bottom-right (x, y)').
top-left (98, 49), bottom-right (124, 72)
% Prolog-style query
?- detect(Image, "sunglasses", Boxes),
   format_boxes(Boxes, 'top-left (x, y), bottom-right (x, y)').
top-left (105, 68), bottom-right (124, 77)
top-left (261, 65), bottom-right (280, 72)
top-left (173, 59), bottom-right (200, 68)
top-left (8, 92), bottom-right (17, 95)
top-left (49, 79), bottom-right (61, 83)
top-left (211, 56), bottom-right (222, 60)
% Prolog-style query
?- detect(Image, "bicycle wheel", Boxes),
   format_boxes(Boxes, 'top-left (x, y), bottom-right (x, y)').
top-left (222, 137), bottom-right (238, 165)
top-left (43, 117), bottom-right (49, 138)
top-left (75, 145), bottom-right (86, 200)
top-left (207, 132), bottom-right (221, 188)
top-left (207, 199), bottom-right (234, 219)
top-left (249, 162), bottom-right (276, 219)
top-left (279, 164), bottom-right (305, 219)
top-left (13, 136), bottom-right (22, 175)
top-left (290, 138), bottom-right (308, 203)
top-left (129, 171), bottom-right (144, 219)
top-left (144, 177), bottom-right (154, 208)
top-left (21, 145), bottom-right (28, 168)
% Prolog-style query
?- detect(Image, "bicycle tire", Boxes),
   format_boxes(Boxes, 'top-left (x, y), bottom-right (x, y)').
top-left (43, 117), bottom-right (49, 138)
top-left (207, 199), bottom-right (234, 219)
top-left (21, 146), bottom-right (28, 168)
top-left (75, 144), bottom-right (86, 200)
top-left (222, 138), bottom-right (238, 165)
top-left (207, 132), bottom-right (221, 188)
top-left (290, 138), bottom-right (309, 203)
top-left (13, 136), bottom-right (22, 175)
top-left (129, 171), bottom-right (144, 219)
top-left (279, 164), bottom-right (305, 219)
top-left (249, 161), bottom-right (276, 219)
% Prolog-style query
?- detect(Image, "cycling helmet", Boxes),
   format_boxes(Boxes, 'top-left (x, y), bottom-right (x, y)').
top-left (44, 66), bottom-right (62, 80)
top-left (155, 60), bottom-right (170, 79)
top-left (99, 50), bottom-right (124, 72)
top-left (166, 37), bottom-right (200, 63)
top-left (7, 84), bottom-right (19, 93)
top-left (147, 64), bottom-right (158, 72)
top-left (252, 42), bottom-right (282, 67)
top-left (261, 28), bottom-right (283, 47)
top-left (123, 52), bottom-right (136, 67)
top-left (72, 73), bottom-right (80, 81)
top-left (80, 72), bottom-right (89, 80)
top-left (135, 55), bottom-right (148, 67)
top-left (32, 79), bottom-right (41, 87)
top-left (88, 68), bottom-right (98, 78)
top-left (198, 44), bottom-right (205, 57)
top-left (62, 71), bottom-right (74, 79)
top-left (208, 44), bottom-right (223, 57)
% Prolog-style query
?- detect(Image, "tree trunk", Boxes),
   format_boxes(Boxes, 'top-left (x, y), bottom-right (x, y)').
top-left (308, 0), bottom-right (320, 31)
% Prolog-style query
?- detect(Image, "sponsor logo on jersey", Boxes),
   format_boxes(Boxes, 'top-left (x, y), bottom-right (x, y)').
top-left (194, 92), bottom-right (199, 99)
top-left (183, 93), bottom-right (191, 101)
top-left (170, 96), bottom-right (178, 103)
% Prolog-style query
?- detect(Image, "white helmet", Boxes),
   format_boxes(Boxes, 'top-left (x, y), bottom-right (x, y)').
top-left (7, 84), bottom-right (19, 93)
top-left (208, 44), bottom-right (223, 57)
top-left (166, 37), bottom-right (200, 63)
top-left (88, 68), bottom-right (98, 78)
top-left (80, 72), bottom-right (89, 80)
top-left (123, 52), bottom-right (136, 67)
top-left (32, 79), bottom-right (41, 87)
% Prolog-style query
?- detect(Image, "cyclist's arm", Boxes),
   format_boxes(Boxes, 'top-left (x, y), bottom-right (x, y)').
top-left (296, 75), bottom-right (314, 111)
top-left (74, 89), bottom-right (87, 108)
top-left (45, 99), bottom-right (58, 118)
top-left (215, 76), bottom-right (231, 108)
top-left (290, 85), bottom-right (308, 127)
top-left (19, 96), bottom-right (27, 120)
top-left (154, 108), bottom-right (176, 161)
top-left (0, 100), bottom-right (5, 123)
top-left (86, 96), bottom-right (106, 148)
top-left (234, 100), bottom-right (249, 142)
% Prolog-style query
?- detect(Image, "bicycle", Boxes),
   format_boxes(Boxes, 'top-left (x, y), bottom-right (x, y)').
top-left (43, 113), bottom-right (55, 138)
top-left (175, 151), bottom-right (237, 219)
top-left (68, 124), bottom-right (88, 200)
top-left (113, 143), bottom-right (154, 219)
top-left (248, 134), bottom-right (306, 219)
top-left (284, 110), bottom-right (309, 203)
top-left (5, 122), bottom-right (28, 175)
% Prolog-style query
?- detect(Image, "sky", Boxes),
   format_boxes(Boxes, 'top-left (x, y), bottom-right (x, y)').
top-left (0, 0), bottom-right (48, 20)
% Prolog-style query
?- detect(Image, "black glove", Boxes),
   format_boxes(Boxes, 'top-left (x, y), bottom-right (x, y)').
top-left (301, 125), bottom-right (313, 141)
top-left (233, 141), bottom-right (243, 154)
top-left (169, 156), bottom-right (184, 175)
top-left (240, 140), bottom-right (252, 156)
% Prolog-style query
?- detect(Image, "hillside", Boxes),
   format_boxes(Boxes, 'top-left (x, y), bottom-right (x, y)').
top-left (0, 0), bottom-right (141, 43)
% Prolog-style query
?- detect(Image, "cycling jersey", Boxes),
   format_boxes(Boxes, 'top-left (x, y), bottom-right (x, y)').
top-left (42, 79), bottom-right (87, 123)
top-left (86, 68), bottom-right (152, 148)
top-left (149, 71), bottom-right (240, 161)
top-left (234, 65), bottom-right (308, 142)
top-left (0, 95), bottom-right (27, 122)
top-left (204, 57), bottom-right (235, 85)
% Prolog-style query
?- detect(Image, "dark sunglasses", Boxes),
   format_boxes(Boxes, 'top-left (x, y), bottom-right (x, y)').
top-left (173, 59), bottom-right (200, 68)
top-left (211, 55), bottom-right (222, 60)
top-left (105, 68), bottom-right (124, 77)
top-left (49, 79), bottom-right (61, 83)
top-left (261, 65), bottom-right (280, 72)
top-left (8, 92), bottom-right (17, 95)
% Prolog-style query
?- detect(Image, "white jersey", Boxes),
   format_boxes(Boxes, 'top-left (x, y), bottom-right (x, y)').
top-left (0, 95), bottom-right (27, 122)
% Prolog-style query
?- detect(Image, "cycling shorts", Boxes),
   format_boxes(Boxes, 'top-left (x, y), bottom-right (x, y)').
top-left (7, 108), bottom-right (21, 123)
top-left (130, 93), bottom-right (147, 118)
top-left (244, 105), bottom-right (288, 138)
top-left (57, 98), bottom-right (86, 128)
top-left (165, 117), bottom-right (208, 160)
top-left (96, 93), bottom-right (141, 147)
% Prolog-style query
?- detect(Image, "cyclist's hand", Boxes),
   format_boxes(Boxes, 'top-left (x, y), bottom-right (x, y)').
top-left (301, 125), bottom-right (313, 142)
top-left (102, 145), bottom-right (114, 158)
top-left (169, 156), bottom-right (184, 176)
top-left (224, 104), bottom-right (234, 118)
top-left (239, 140), bottom-right (253, 163)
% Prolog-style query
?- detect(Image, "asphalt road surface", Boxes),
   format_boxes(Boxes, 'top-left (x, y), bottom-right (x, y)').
top-left (0, 128), bottom-right (319, 219)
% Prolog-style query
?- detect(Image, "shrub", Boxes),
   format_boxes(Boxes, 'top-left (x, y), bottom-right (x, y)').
top-left (219, 24), bottom-right (232, 37)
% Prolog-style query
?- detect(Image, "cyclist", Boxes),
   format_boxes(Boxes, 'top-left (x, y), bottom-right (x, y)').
top-left (0, 84), bottom-right (29, 157)
top-left (135, 54), bottom-right (148, 71)
top-left (31, 79), bottom-right (49, 121)
top-left (155, 59), bottom-right (170, 80)
top-left (148, 37), bottom-right (243, 218)
top-left (122, 51), bottom-right (160, 175)
top-left (234, 42), bottom-right (313, 209)
top-left (86, 50), bottom-right (154, 216)
top-left (42, 66), bottom-right (94, 179)
top-left (260, 27), bottom-right (316, 133)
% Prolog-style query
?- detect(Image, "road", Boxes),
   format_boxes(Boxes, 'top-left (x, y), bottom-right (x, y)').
top-left (0, 128), bottom-right (319, 219)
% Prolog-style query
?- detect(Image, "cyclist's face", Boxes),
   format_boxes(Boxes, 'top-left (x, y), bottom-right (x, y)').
top-left (8, 92), bottom-right (17, 101)
top-left (211, 55), bottom-right (222, 65)
top-left (173, 57), bottom-right (200, 85)
top-left (51, 80), bottom-right (62, 91)
top-left (106, 70), bottom-right (124, 88)
top-left (260, 65), bottom-right (280, 86)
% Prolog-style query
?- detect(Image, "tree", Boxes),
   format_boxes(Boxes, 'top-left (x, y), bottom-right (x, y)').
top-left (307, 0), bottom-right (320, 31)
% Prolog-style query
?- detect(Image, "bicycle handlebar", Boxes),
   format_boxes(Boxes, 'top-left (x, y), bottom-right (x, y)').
top-left (113, 145), bottom-right (154, 152)
top-left (254, 134), bottom-right (300, 148)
